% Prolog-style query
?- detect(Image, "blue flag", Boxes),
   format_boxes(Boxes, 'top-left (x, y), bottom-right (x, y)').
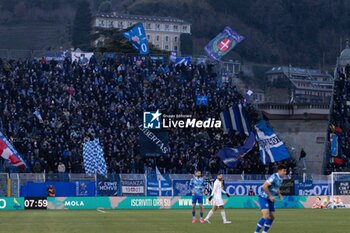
top-left (196, 95), bottom-right (208, 106)
top-left (223, 101), bottom-right (251, 136)
top-left (83, 139), bottom-right (107, 176)
top-left (170, 51), bottom-right (191, 66)
top-left (255, 120), bottom-right (290, 165)
top-left (204, 26), bottom-right (245, 61)
top-left (217, 132), bottom-right (255, 168)
top-left (220, 110), bottom-right (233, 134)
top-left (123, 23), bottom-right (149, 55)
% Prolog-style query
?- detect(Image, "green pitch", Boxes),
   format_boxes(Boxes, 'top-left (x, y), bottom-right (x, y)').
top-left (1, 209), bottom-right (350, 233)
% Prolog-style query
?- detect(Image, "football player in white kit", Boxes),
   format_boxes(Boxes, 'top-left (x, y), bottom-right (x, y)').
top-left (204, 173), bottom-right (231, 224)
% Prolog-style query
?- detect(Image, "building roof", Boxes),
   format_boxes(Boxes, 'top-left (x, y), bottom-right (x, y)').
top-left (340, 40), bottom-right (350, 65)
top-left (95, 13), bottom-right (190, 25)
top-left (266, 66), bottom-right (333, 81)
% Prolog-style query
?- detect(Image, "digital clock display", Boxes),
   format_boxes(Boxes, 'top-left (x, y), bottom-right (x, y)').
top-left (24, 197), bottom-right (48, 210)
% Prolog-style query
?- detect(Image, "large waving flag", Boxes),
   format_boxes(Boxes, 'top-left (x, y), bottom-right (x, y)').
top-left (123, 23), bottom-right (149, 55)
top-left (255, 120), bottom-right (290, 165)
top-left (221, 101), bottom-right (251, 136)
top-left (0, 131), bottom-right (26, 169)
top-left (217, 132), bottom-right (255, 168)
top-left (204, 26), bottom-right (245, 61)
top-left (83, 139), bottom-right (107, 176)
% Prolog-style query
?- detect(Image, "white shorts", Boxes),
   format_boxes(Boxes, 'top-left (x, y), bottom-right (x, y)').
top-left (213, 197), bottom-right (224, 206)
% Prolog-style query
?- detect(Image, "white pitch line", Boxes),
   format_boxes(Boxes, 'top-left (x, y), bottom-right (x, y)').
top-left (97, 208), bottom-right (107, 213)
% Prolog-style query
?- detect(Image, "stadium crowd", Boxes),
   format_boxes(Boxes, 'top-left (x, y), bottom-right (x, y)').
top-left (0, 54), bottom-right (295, 175)
top-left (325, 64), bottom-right (350, 174)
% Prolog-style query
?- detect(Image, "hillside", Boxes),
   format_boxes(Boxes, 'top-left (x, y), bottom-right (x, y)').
top-left (0, 0), bottom-right (348, 66)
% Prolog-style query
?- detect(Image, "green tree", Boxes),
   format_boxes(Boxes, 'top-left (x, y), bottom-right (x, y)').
top-left (72, 0), bottom-right (92, 50)
top-left (180, 34), bottom-right (192, 55)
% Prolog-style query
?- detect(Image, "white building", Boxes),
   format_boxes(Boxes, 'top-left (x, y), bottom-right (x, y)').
top-left (93, 13), bottom-right (191, 54)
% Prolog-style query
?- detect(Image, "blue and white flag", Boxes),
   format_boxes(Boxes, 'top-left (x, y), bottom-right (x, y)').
top-left (331, 133), bottom-right (339, 157)
top-left (238, 101), bottom-right (252, 136)
top-left (156, 166), bottom-right (165, 181)
top-left (147, 180), bottom-right (173, 196)
top-left (224, 101), bottom-right (251, 136)
top-left (123, 23), bottom-right (149, 55)
top-left (196, 95), bottom-right (208, 106)
top-left (255, 120), bottom-right (290, 165)
top-left (220, 110), bottom-right (233, 134)
top-left (217, 132), bottom-right (255, 168)
top-left (170, 51), bottom-right (191, 66)
top-left (33, 108), bottom-right (43, 123)
top-left (83, 139), bottom-right (107, 176)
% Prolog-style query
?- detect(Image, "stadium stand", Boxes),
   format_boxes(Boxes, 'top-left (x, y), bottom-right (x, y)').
top-left (0, 55), bottom-right (295, 175)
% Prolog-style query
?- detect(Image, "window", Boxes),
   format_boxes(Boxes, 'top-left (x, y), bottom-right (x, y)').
top-left (118, 21), bottom-right (124, 28)
top-left (174, 36), bottom-right (178, 42)
top-left (156, 44), bottom-right (160, 49)
top-left (173, 25), bottom-right (178, 30)
top-left (147, 35), bottom-right (151, 40)
top-left (183, 25), bottom-right (187, 31)
top-left (156, 35), bottom-right (160, 41)
top-left (156, 24), bottom-right (160, 29)
top-left (165, 45), bottom-right (169, 50)
top-left (165, 24), bottom-right (169, 30)
top-left (146, 23), bottom-right (151, 29)
top-left (174, 46), bottom-right (178, 51)
top-left (165, 36), bottom-right (169, 42)
top-left (109, 21), bottom-right (114, 27)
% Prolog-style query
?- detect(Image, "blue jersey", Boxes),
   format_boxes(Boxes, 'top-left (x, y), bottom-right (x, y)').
top-left (259, 173), bottom-right (283, 199)
top-left (190, 177), bottom-right (206, 196)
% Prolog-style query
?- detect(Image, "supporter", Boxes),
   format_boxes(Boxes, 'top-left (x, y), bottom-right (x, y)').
top-left (0, 55), bottom-right (295, 175)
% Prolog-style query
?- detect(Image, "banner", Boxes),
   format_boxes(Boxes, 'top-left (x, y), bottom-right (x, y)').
top-left (147, 180), bottom-right (173, 196)
top-left (173, 180), bottom-right (192, 196)
top-left (139, 126), bottom-right (170, 157)
top-left (44, 51), bottom-right (65, 61)
top-left (204, 26), bottom-right (245, 61)
top-left (75, 181), bottom-right (90, 196)
top-left (45, 196), bottom-right (350, 210)
top-left (170, 51), bottom-right (191, 66)
top-left (71, 52), bottom-right (93, 65)
top-left (97, 181), bottom-right (118, 196)
top-left (295, 181), bottom-right (329, 196)
top-left (0, 198), bottom-right (24, 210)
top-left (121, 180), bottom-right (145, 196)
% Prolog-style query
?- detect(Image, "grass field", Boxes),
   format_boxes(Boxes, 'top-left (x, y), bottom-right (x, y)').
top-left (1, 209), bottom-right (350, 233)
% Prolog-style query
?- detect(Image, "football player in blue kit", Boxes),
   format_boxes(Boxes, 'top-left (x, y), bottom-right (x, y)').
top-left (254, 164), bottom-right (287, 233)
top-left (190, 170), bottom-right (206, 223)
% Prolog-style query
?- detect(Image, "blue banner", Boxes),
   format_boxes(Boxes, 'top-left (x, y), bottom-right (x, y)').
top-left (170, 51), bottom-right (191, 66)
top-left (295, 181), bottom-right (329, 196)
top-left (97, 181), bottom-right (118, 196)
top-left (139, 126), bottom-right (170, 157)
top-left (204, 26), bottom-right (245, 61)
top-left (123, 23), bottom-right (149, 55)
top-left (255, 120), bottom-right (290, 165)
top-left (147, 180), bottom-right (173, 196)
top-left (196, 95), bottom-right (208, 106)
top-left (173, 180), bottom-right (192, 196)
